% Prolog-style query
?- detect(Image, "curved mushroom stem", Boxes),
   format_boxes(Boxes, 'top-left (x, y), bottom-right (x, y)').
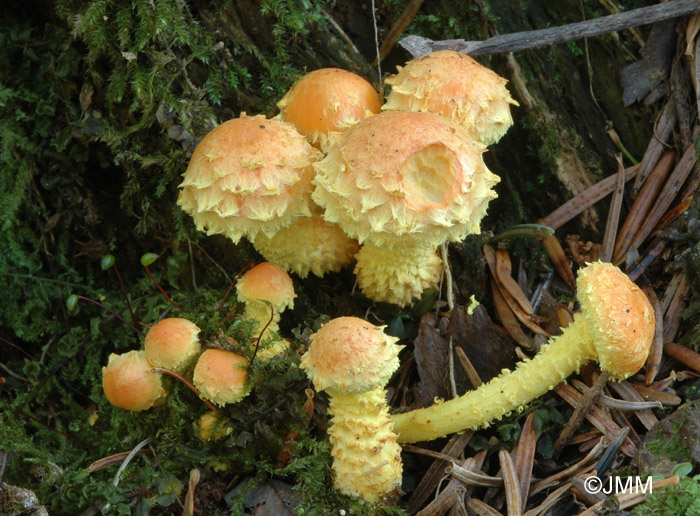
top-left (354, 243), bottom-right (442, 307)
top-left (391, 323), bottom-right (598, 443)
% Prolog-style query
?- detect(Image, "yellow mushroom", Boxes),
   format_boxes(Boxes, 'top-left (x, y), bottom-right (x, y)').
top-left (391, 262), bottom-right (655, 443)
top-left (300, 317), bottom-right (403, 503)
top-left (102, 350), bottom-right (166, 411)
top-left (177, 114), bottom-right (321, 244)
top-left (312, 110), bottom-right (499, 306)
top-left (236, 262), bottom-right (295, 359)
top-left (192, 349), bottom-right (249, 407)
top-left (277, 67), bottom-right (381, 152)
top-left (143, 317), bottom-right (201, 373)
top-left (383, 50), bottom-right (518, 146)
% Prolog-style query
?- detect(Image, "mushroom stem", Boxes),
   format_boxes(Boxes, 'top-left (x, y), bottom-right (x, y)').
top-left (327, 389), bottom-right (403, 502)
top-left (354, 243), bottom-right (442, 306)
top-left (391, 326), bottom-right (597, 443)
top-left (391, 262), bottom-right (655, 444)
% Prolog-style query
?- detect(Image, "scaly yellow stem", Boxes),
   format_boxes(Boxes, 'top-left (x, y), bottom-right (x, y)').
top-left (355, 243), bottom-right (442, 307)
top-left (327, 389), bottom-right (403, 502)
top-left (391, 322), bottom-right (597, 443)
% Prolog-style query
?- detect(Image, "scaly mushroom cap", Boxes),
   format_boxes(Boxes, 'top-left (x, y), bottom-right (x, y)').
top-left (576, 261), bottom-right (655, 381)
top-left (300, 317), bottom-right (402, 394)
top-left (312, 110), bottom-right (500, 248)
top-left (277, 68), bottom-right (381, 151)
top-left (236, 262), bottom-right (296, 312)
top-left (102, 351), bottom-right (166, 411)
top-left (383, 50), bottom-right (518, 146)
top-left (144, 317), bottom-right (201, 372)
top-left (251, 209), bottom-right (360, 278)
top-left (177, 114), bottom-right (322, 243)
top-left (192, 349), bottom-right (249, 407)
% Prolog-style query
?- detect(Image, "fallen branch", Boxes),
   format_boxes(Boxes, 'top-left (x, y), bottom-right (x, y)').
top-left (400, 0), bottom-right (700, 57)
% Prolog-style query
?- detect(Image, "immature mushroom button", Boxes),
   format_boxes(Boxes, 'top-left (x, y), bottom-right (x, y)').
top-left (277, 67), bottom-right (381, 152)
top-left (236, 262), bottom-right (295, 360)
top-left (312, 110), bottom-right (499, 306)
top-left (144, 317), bottom-right (201, 373)
top-left (383, 50), bottom-right (518, 146)
top-left (102, 350), bottom-right (166, 411)
top-left (300, 317), bottom-right (404, 503)
top-left (192, 349), bottom-right (249, 407)
top-left (390, 261), bottom-right (655, 443)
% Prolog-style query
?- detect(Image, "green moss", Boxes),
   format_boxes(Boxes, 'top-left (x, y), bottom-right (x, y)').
top-left (633, 476), bottom-right (700, 516)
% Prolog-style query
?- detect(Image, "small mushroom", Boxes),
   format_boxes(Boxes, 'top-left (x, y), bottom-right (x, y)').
top-left (313, 110), bottom-right (499, 306)
top-left (300, 316), bottom-right (403, 502)
top-left (383, 50), bottom-right (518, 146)
top-left (197, 410), bottom-right (232, 442)
top-left (391, 262), bottom-right (655, 443)
top-left (192, 349), bottom-right (249, 407)
top-left (143, 317), bottom-right (201, 373)
top-left (102, 350), bottom-right (166, 411)
top-left (277, 68), bottom-right (381, 151)
top-left (236, 262), bottom-right (295, 359)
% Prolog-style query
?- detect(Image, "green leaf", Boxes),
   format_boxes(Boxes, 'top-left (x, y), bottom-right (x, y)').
top-left (66, 294), bottom-right (79, 312)
top-left (140, 252), bottom-right (159, 266)
top-left (101, 254), bottom-right (116, 271)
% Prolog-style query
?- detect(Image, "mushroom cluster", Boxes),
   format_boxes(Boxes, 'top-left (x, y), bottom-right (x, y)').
top-left (102, 316), bottom-right (251, 412)
top-left (102, 317), bottom-right (201, 411)
top-left (177, 54), bottom-right (516, 302)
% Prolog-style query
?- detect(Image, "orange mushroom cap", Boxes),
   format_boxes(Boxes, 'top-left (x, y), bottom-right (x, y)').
top-left (576, 261), bottom-right (656, 380)
top-left (102, 351), bottom-right (166, 411)
top-left (383, 50), bottom-right (518, 146)
top-left (192, 349), bottom-right (249, 406)
top-left (177, 114), bottom-right (322, 243)
top-left (300, 316), bottom-right (403, 394)
top-left (144, 317), bottom-right (201, 372)
top-left (278, 68), bottom-right (381, 150)
top-left (236, 262), bottom-right (296, 311)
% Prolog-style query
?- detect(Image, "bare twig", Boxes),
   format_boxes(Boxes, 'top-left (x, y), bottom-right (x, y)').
top-left (400, 0), bottom-right (700, 57)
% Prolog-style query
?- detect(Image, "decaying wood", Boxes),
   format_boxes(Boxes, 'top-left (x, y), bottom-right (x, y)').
top-left (554, 372), bottom-right (609, 457)
top-left (613, 151), bottom-right (676, 265)
top-left (665, 341), bottom-right (700, 374)
top-left (633, 102), bottom-right (677, 192)
top-left (630, 381), bottom-right (682, 406)
top-left (554, 383), bottom-right (637, 457)
top-left (399, 0), bottom-right (700, 57)
top-left (491, 281), bottom-right (535, 351)
top-left (378, 0), bottom-right (424, 61)
top-left (630, 145), bottom-right (696, 252)
top-left (513, 413), bottom-right (536, 513)
top-left (530, 440), bottom-right (604, 496)
top-left (405, 432), bottom-right (473, 514)
top-left (642, 285), bottom-right (664, 385)
top-left (605, 381), bottom-right (660, 430)
top-left (499, 450), bottom-right (523, 516)
top-left (450, 304), bottom-right (517, 382)
top-left (540, 165), bottom-right (640, 230)
top-left (484, 245), bottom-right (550, 336)
top-left (600, 156), bottom-right (626, 262)
top-left (663, 274), bottom-right (690, 343)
